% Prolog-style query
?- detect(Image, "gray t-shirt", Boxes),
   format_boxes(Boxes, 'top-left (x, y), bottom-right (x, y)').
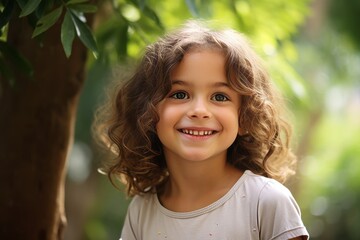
top-left (121, 170), bottom-right (309, 240)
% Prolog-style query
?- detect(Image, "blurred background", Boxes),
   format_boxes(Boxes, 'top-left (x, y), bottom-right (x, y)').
top-left (63, 0), bottom-right (360, 239)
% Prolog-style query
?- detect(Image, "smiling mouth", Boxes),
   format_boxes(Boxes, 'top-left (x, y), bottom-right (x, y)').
top-left (180, 129), bottom-right (216, 136)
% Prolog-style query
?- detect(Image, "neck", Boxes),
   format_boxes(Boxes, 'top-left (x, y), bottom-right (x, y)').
top-left (159, 153), bottom-right (243, 212)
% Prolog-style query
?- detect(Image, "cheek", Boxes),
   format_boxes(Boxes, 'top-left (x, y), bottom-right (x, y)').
top-left (158, 102), bottom-right (183, 119)
top-left (218, 108), bottom-right (240, 133)
top-left (156, 103), bottom-right (179, 131)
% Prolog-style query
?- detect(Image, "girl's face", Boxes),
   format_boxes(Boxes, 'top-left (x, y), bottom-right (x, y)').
top-left (156, 49), bottom-right (241, 164)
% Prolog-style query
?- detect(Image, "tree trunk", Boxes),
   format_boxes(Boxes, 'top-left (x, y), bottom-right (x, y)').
top-left (0, 13), bottom-right (88, 240)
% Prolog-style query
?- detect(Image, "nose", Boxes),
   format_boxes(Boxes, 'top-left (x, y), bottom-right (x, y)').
top-left (187, 97), bottom-right (211, 119)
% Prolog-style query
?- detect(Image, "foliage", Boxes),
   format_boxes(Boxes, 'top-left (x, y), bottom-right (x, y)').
top-left (294, 25), bottom-right (360, 240)
top-left (298, 105), bottom-right (360, 240)
top-left (0, 0), bottom-right (98, 55)
top-left (328, 0), bottom-right (360, 50)
top-left (0, 0), bottom-right (310, 98)
top-left (0, 0), bottom-right (98, 87)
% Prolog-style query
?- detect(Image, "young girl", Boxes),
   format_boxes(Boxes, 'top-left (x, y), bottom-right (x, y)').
top-left (95, 21), bottom-right (309, 240)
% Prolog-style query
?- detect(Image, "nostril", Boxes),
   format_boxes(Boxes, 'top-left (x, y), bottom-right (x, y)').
top-left (189, 112), bottom-right (211, 119)
top-left (188, 104), bottom-right (211, 118)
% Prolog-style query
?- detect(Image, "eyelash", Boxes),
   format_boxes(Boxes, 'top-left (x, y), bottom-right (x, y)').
top-left (169, 91), bottom-right (189, 99)
top-left (211, 93), bottom-right (229, 102)
top-left (169, 91), bottom-right (230, 102)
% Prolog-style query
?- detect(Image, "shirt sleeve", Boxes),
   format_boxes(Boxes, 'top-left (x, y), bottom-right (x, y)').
top-left (257, 180), bottom-right (309, 240)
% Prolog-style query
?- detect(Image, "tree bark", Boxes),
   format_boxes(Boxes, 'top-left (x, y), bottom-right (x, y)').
top-left (0, 13), bottom-right (88, 240)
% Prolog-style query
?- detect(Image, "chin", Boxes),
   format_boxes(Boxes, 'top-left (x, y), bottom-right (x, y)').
top-left (181, 153), bottom-right (217, 163)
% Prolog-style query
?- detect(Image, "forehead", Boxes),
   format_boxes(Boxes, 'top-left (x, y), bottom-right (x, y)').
top-left (170, 49), bottom-right (227, 82)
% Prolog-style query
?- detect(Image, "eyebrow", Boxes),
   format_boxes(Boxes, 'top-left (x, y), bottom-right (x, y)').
top-left (171, 80), bottom-right (230, 88)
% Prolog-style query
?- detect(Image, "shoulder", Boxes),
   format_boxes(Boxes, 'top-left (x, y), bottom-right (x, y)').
top-left (243, 172), bottom-right (309, 240)
top-left (128, 193), bottom-right (156, 209)
top-left (129, 193), bottom-right (153, 205)
top-left (241, 171), bottom-right (302, 221)
top-left (243, 170), bottom-right (295, 205)
top-left (121, 194), bottom-right (156, 240)
top-left (127, 193), bottom-right (157, 218)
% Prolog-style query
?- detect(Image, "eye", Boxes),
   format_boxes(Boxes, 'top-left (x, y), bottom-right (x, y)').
top-left (211, 93), bottom-right (229, 102)
top-left (170, 91), bottom-right (188, 99)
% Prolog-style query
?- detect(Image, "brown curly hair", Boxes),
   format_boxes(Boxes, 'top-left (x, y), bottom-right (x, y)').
top-left (94, 20), bottom-right (296, 197)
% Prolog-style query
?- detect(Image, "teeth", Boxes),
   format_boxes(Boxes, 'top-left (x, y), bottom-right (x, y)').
top-left (181, 129), bottom-right (213, 136)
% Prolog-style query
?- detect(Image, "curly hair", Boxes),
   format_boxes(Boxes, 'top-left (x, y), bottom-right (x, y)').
top-left (94, 20), bottom-right (296, 197)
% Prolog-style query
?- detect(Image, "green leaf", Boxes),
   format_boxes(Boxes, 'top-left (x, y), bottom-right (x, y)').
top-left (35, 0), bottom-right (55, 19)
top-left (69, 10), bottom-right (98, 57)
top-left (32, 6), bottom-right (63, 38)
top-left (0, 0), bottom-right (15, 29)
top-left (0, 41), bottom-right (33, 78)
top-left (143, 6), bottom-right (163, 29)
top-left (61, 10), bottom-right (75, 58)
top-left (68, 3), bottom-right (98, 13)
top-left (15, 0), bottom-right (26, 9)
top-left (19, 0), bottom-right (42, 17)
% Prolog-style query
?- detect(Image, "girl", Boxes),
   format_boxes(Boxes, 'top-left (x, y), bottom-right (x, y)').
top-left (95, 21), bottom-right (309, 240)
